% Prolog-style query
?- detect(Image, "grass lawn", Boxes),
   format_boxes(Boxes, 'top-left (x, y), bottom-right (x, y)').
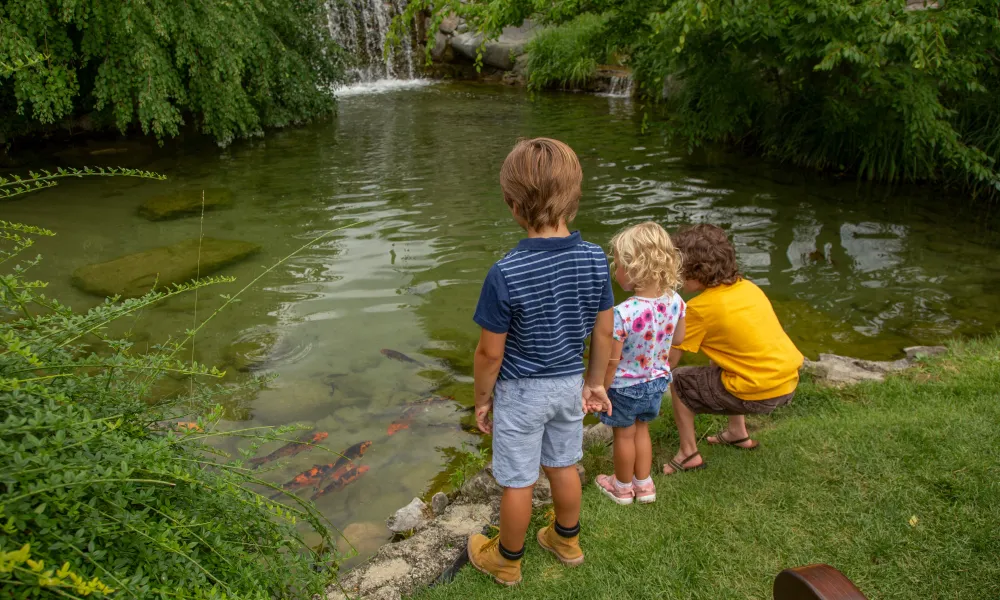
top-left (414, 339), bottom-right (1000, 599)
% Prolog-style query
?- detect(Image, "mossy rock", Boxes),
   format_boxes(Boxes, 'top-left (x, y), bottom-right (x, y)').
top-left (71, 238), bottom-right (261, 299)
top-left (139, 188), bottom-right (234, 221)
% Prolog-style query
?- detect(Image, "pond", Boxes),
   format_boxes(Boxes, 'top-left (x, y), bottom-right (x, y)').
top-left (5, 81), bottom-right (999, 565)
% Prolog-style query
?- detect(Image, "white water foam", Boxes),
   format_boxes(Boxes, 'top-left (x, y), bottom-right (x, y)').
top-left (334, 78), bottom-right (435, 97)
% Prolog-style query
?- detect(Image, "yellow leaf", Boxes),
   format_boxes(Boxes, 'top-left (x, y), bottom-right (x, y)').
top-left (908, 515), bottom-right (919, 527)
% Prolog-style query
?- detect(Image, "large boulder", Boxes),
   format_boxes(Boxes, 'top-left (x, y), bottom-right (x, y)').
top-left (71, 238), bottom-right (261, 299)
top-left (450, 21), bottom-right (537, 71)
top-left (139, 188), bottom-right (234, 221)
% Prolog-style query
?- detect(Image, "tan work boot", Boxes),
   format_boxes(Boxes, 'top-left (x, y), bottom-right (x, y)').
top-left (536, 524), bottom-right (584, 566)
top-left (467, 534), bottom-right (522, 586)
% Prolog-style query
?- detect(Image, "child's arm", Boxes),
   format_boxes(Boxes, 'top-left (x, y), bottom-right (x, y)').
top-left (473, 329), bottom-right (507, 434)
top-left (603, 338), bottom-right (625, 390)
top-left (668, 315), bottom-right (686, 369)
top-left (584, 308), bottom-right (614, 414)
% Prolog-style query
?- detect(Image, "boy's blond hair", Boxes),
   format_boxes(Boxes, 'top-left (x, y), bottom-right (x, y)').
top-left (499, 138), bottom-right (582, 231)
top-left (610, 222), bottom-right (682, 294)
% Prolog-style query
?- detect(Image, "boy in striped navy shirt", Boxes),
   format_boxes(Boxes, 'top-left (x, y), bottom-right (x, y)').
top-left (467, 138), bottom-right (615, 586)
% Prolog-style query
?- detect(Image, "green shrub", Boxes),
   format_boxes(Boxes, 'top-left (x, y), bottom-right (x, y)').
top-left (403, 0), bottom-right (1000, 196)
top-left (0, 0), bottom-right (346, 146)
top-left (524, 14), bottom-right (610, 91)
top-left (0, 174), bottom-right (340, 599)
top-left (638, 0), bottom-right (1000, 193)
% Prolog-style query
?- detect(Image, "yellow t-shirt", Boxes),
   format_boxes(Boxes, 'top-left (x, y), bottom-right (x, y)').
top-left (674, 279), bottom-right (803, 400)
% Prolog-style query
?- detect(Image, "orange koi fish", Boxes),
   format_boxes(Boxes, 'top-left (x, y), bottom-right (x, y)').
top-left (311, 465), bottom-right (369, 500)
top-left (173, 422), bottom-right (203, 432)
top-left (249, 431), bottom-right (328, 467)
top-left (387, 405), bottom-right (425, 436)
top-left (270, 440), bottom-right (372, 498)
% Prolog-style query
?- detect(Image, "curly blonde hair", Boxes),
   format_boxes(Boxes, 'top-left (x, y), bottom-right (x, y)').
top-left (610, 222), bottom-right (682, 294)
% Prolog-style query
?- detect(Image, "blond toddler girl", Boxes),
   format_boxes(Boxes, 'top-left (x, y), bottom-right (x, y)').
top-left (595, 222), bottom-right (685, 504)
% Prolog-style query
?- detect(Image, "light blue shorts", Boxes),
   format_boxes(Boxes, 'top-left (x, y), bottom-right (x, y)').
top-left (492, 375), bottom-right (584, 488)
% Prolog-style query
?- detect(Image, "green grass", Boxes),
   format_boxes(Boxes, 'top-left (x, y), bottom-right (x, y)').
top-left (415, 338), bottom-right (1000, 599)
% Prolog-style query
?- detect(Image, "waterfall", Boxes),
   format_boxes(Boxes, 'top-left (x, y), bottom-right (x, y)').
top-left (603, 74), bottom-right (634, 98)
top-left (327, 0), bottom-right (417, 84)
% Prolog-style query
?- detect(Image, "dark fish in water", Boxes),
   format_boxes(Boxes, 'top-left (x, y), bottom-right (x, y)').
top-left (328, 439), bottom-right (372, 471)
top-left (249, 431), bottom-right (328, 467)
top-left (387, 405), bottom-right (426, 436)
top-left (272, 465), bottom-right (327, 498)
top-left (380, 349), bottom-right (421, 365)
top-left (270, 440), bottom-right (372, 499)
top-left (311, 464), bottom-right (370, 500)
top-left (409, 395), bottom-right (454, 406)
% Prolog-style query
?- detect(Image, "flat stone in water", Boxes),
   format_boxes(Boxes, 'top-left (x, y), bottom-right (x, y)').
top-left (71, 238), bottom-right (260, 299)
top-left (138, 188), bottom-right (234, 221)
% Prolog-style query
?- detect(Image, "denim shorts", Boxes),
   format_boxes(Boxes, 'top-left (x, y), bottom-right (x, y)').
top-left (600, 377), bottom-right (669, 428)
top-left (492, 375), bottom-right (584, 488)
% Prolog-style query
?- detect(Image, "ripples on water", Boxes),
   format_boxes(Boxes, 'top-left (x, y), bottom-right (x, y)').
top-left (5, 82), bottom-right (998, 564)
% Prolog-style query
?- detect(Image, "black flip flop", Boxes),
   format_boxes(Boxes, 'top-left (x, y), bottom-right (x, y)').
top-left (708, 430), bottom-right (759, 451)
top-left (663, 452), bottom-right (707, 475)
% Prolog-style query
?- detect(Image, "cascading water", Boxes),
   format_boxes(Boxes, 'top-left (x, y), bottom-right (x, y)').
top-left (603, 74), bottom-right (634, 99)
top-left (328, 0), bottom-right (429, 95)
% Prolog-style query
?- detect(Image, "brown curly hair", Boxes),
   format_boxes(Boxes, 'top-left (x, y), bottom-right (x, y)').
top-left (672, 224), bottom-right (741, 287)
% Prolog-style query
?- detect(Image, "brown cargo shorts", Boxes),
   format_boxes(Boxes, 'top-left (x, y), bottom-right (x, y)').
top-left (671, 365), bottom-right (794, 416)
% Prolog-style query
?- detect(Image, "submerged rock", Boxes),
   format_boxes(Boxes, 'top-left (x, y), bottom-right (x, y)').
top-left (138, 188), bottom-right (234, 221)
top-left (223, 325), bottom-right (313, 373)
top-left (71, 238), bottom-right (260, 299)
top-left (387, 498), bottom-right (431, 534)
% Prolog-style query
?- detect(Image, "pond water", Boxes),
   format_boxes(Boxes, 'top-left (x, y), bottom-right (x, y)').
top-left (5, 82), bottom-right (999, 565)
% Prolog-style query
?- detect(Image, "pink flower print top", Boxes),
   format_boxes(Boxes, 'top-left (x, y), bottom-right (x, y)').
top-left (611, 293), bottom-right (686, 389)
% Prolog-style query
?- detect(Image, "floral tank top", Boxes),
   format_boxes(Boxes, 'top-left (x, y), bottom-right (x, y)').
top-left (611, 293), bottom-right (686, 389)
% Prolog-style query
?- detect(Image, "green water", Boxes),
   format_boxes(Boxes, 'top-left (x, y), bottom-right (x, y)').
top-left (4, 82), bottom-right (999, 563)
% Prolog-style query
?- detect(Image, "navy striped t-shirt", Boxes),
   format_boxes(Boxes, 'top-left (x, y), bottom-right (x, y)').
top-left (473, 231), bottom-right (615, 380)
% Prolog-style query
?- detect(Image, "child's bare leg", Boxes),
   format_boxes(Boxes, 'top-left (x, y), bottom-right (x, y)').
top-left (499, 486), bottom-right (534, 552)
top-left (727, 415), bottom-right (749, 439)
top-left (665, 381), bottom-right (703, 472)
top-left (612, 424), bottom-right (637, 484)
top-left (633, 421), bottom-right (653, 480)
top-left (542, 465), bottom-right (581, 528)
top-left (706, 414), bottom-right (757, 448)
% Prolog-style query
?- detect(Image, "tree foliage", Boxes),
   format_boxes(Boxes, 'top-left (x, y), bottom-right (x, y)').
top-left (402, 0), bottom-right (1000, 195)
top-left (0, 175), bottom-right (342, 599)
top-left (0, 0), bottom-right (346, 146)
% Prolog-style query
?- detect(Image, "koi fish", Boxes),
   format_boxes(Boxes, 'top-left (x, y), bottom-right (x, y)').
top-left (270, 440), bottom-right (373, 498)
top-left (311, 464), bottom-right (370, 500)
top-left (387, 405), bottom-right (426, 436)
top-left (380, 349), bottom-right (422, 365)
top-left (249, 431), bottom-right (328, 467)
top-left (173, 422), bottom-right (203, 432)
top-left (409, 395), bottom-right (454, 405)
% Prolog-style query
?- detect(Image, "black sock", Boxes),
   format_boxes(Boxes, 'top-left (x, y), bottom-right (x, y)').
top-left (498, 541), bottom-right (524, 561)
top-left (554, 520), bottom-right (580, 538)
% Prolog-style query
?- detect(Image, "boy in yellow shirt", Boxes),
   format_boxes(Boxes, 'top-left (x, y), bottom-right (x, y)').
top-left (663, 224), bottom-right (804, 475)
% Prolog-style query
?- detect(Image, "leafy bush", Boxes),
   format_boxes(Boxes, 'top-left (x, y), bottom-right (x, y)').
top-left (639, 0), bottom-right (1000, 193)
top-left (0, 0), bottom-right (346, 146)
top-left (1, 174), bottom-right (340, 599)
top-left (402, 0), bottom-right (1000, 196)
top-left (524, 14), bottom-right (609, 91)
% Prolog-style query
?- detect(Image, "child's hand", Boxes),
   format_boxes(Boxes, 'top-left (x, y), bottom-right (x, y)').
top-left (475, 399), bottom-right (494, 434)
top-left (582, 384), bottom-right (612, 415)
